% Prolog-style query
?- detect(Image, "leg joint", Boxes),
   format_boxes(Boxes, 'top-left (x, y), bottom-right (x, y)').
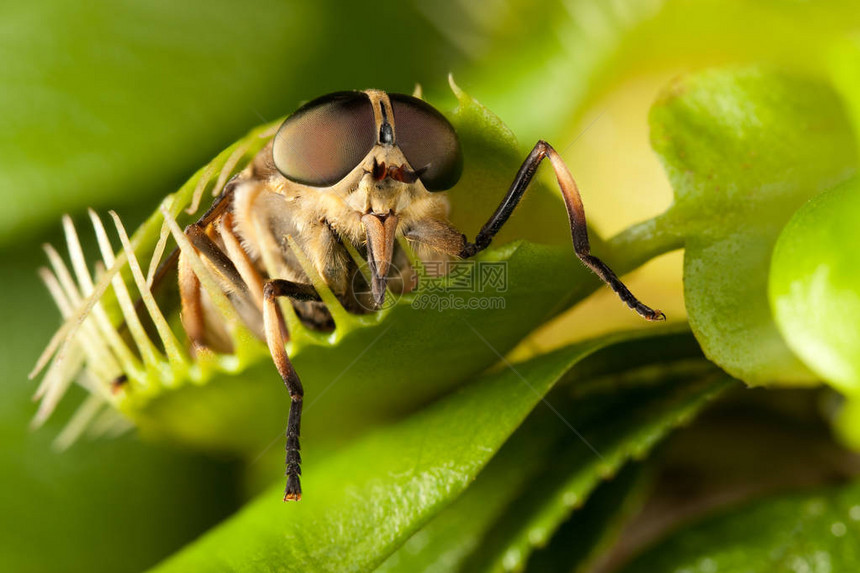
top-left (264, 279), bottom-right (322, 303)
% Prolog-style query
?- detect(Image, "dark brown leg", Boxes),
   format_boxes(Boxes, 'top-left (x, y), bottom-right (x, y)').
top-left (461, 140), bottom-right (664, 321)
top-left (263, 279), bottom-right (322, 501)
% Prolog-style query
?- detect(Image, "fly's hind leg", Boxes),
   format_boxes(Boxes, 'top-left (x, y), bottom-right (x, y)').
top-left (263, 279), bottom-right (322, 501)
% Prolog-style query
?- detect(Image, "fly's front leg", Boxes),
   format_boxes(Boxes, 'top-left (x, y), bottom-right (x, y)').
top-left (262, 279), bottom-right (322, 501)
top-left (461, 140), bottom-right (664, 321)
top-left (182, 207), bottom-right (320, 500)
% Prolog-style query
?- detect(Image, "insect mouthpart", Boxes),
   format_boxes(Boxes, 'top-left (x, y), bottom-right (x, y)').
top-left (361, 211), bottom-right (399, 306)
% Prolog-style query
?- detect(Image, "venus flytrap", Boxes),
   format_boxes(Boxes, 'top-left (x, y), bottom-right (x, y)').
top-left (29, 84), bottom-right (636, 456)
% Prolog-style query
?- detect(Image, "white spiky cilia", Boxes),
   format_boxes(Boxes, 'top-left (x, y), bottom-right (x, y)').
top-left (30, 122), bottom-right (283, 449)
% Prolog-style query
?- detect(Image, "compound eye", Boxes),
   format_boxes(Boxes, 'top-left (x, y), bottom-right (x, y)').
top-left (273, 92), bottom-right (376, 187)
top-left (389, 94), bottom-right (463, 191)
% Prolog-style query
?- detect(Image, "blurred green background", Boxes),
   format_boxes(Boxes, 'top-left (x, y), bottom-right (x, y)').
top-left (3, 1), bottom-right (860, 571)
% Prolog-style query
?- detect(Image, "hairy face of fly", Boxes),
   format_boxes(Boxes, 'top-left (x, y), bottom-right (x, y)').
top-left (346, 140), bottom-right (426, 217)
top-left (269, 89), bottom-right (463, 304)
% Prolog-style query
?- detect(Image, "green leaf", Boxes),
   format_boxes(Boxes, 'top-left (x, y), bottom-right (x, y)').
top-left (133, 242), bottom-right (588, 452)
top-left (769, 177), bottom-right (860, 450)
top-left (648, 66), bottom-right (858, 386)
top-left (148, 333), bottom-right (636, 573)
top-left (374, 331), bottom-right (729, 573)
top-left (523, 463), bottom-right (650, 573)
top-left (770, 177), bottom-right (860, 396)
top-left (620, 480), bottom-right (860, 573)
top-left (456, 360), bottom-right (729, 572)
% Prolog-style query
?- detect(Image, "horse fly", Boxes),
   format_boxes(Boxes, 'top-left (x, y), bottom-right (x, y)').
top-left (146, 89), bottom-right (666, 501)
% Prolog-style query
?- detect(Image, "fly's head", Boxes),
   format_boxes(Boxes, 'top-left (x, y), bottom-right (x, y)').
top-left (271, 89), bottom-right (463, 304)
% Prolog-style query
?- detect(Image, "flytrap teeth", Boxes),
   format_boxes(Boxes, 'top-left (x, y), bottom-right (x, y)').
top-left (31, 212), bottom-right (186, 442)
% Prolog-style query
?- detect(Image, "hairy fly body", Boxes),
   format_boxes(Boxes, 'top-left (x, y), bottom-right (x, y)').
top-left (176, 89), bottom-right (664, 501)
